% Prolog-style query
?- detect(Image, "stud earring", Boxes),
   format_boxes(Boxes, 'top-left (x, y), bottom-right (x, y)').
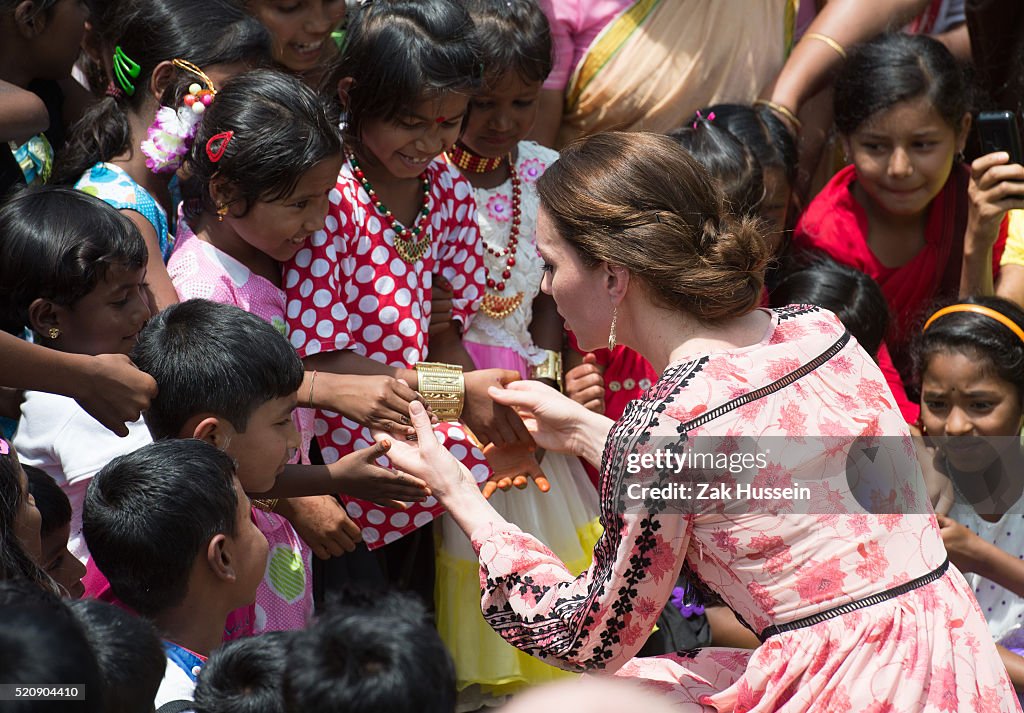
top-left (48, 327), bottom-right (60, 340)
top-left (216, 204), bottom-right (229, 222)
top-left (608, 307), bottom-right (618, 351)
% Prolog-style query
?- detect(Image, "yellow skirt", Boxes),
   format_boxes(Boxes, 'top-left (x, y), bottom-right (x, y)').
top-left (435, 450), bottom-right (603, 698)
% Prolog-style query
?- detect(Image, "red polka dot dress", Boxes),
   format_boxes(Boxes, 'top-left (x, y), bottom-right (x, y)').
top-left (284, 157), bottom-right (490, 548)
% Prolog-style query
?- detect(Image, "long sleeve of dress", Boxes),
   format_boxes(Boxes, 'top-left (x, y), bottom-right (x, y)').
top-left (471, 501), bottom-right (691, 673)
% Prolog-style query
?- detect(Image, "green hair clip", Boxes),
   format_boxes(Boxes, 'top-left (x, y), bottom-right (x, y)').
top-left (113, 45), bottom-right (141, 96)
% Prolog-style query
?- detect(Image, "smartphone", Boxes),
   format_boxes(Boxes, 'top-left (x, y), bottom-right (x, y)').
top-left (976, 110), bottom-right (1024, 165)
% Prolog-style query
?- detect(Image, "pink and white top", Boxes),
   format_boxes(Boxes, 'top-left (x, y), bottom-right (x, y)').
top-left (473, 305), bottom-right (1020, 711)
top-left (168, 222), bottom-right (314, 634)
top-left (284, 157), bottom-right (491, 548)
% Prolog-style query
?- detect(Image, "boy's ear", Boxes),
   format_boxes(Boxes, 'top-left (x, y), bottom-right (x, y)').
top-left (188, 415), bottom-right (234, 449)
top-left (27, 298), bottom-right (62, 338)
top-left (206, 534), bottom-right (235, 582)
top-left (13, 1), bottom-right (46, 39)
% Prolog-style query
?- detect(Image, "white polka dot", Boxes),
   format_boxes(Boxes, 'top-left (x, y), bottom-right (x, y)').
top-left (382, 335), bottom-right (403, 351)
top-left (316, 320), bottom-right (334, 338)
top-left (311, 258), bottom-right (330, 277)
top-left (355, 265), bottom-right (375, 283)
top-left (346, 501), bottom-right (363, 518)
top-left (398, 318), bottom-right (417, 337)
top-left (411, 302), bottom-right (421, 319)
top-left (293, 249), bottom-right (313, 268)
top-left (331, 303), bottom-right (347, 320)
top-left (362, 527), bottom-right (380, 544)
top-left (389, 258), bottom-right (407, 277)
top-left (334, 333), bottom-right (350, 349)
top-left (454, 181), bottom-right (470, 199)
top-left (366, 509), bottom-right (386, 525)
top-left (422, 496), bottom-right (437, 508)
top-left (450, 444), bottom-right (467, 460)
top-left (320, 445), bottom-right (338, 462)
top-left (348, 314), bottom-right (363, 330)
top-left (368, 351), bottom-right (387, 362)
top-left (363, 325), bottom-right (382, 342)
top-left (403, 347), bottom-right (419, 364)
top-left (413, 511), bottom-right (434, 527)
top-left (389, 512), bottom-right (410, 528)
top-left (325, 214), bottom-right (338, 232)
top-left (406, 272), bottom-right (419, 289)
top-left (355, 236), bottom-right (372, 255)
top-left (305, 338), bottom-right (321, 353)
top-left (383, 530), bottom-right (402, 544)
top-left (285, 270), bottom-right (300, 289)
top-left (371, 246), bottom-right (390, 265)
top-left (287, 301), bottom-right (301, 319)
top-left (301, 309), bottom-right (316, 328)
top-left (379, 306), bottom-right (400, 324)
top-left (375, 275), bottom-right (395, 295)
top-left (470, 463), bottom-right (490, 484)
top-left (359, 295), bottom-right (379, 313)
top-left (367, 215), bottom-right (381, 234)
top-left (289, 329), bottom-right (306, 346)
top-left (299, 279), bottom-right (314, 298)
top-left (448, 427), bottom-right (465, 441)
top-left (394, 288), bottom-right (412, 307)
top-left (313, 289), bottom-right (332, 308)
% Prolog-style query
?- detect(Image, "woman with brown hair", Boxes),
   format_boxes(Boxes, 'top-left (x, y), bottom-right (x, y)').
top-left (383, 132), bottom-right (1019, 711)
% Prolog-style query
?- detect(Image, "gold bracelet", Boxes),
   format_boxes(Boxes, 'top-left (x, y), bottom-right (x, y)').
top-left (530, 350), bottom-right (563, 392)
top-left (804, 32), bottom-right (847, 61)
top-left (414, 362), bottom-right (465, 421)
top-left (754, 100), bottom-right (802, 132)
top-left (307, 370), bottom-right (318, 409)
top-left (253, 498), bottom-right (279, 513)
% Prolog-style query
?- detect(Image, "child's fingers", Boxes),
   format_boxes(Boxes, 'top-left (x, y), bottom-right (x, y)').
top-left (512, 474), bottom-right (528, 489)
top-left (482, 481), bottom-right (498, 499)
top-left (497, 476), bottom-right (513, 491)
top-left (533, 475), bottom-right (551, 493)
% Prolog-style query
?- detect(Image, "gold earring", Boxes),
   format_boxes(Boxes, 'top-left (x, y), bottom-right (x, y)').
top-left (216, 204), bottom-right (229, 222)
top-left (608, 307), bottom-right (618, 351)
top-left (48, 327), bottom-right (60, 340)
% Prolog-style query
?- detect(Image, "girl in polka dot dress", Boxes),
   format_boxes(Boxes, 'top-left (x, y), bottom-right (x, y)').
top-left (283, 0), bottom-right (532, 556)
top-left (916, 296), bottom-right (1024, 695)
top-left (432, 1), bottom-right (601, 703)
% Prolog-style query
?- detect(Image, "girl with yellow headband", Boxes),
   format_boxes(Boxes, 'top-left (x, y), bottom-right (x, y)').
top-left (916, 296), bottom-right (1024, 697)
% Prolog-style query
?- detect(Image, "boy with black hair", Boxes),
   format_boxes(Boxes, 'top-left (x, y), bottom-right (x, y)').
top-left (25, 464), bottom-right (86, 598)
top-left (69, 599), bottom-right (166, 713)
top-left (283, 590), bottom-right (456, 713)
top-left (83, 439), bottom-right (268, 706)
top-left (193, 630), bottom-right (292, 713)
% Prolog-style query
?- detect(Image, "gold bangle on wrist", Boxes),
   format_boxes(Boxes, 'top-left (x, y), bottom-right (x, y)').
top-left (754, 99), bottom-right (802, 132)
top-left (414, 362), bottom-right (465, 421)
top-left (804, 32), bottom-right (847, 61)
top-left (530, 350), bottom-right (563, 392)
top-left (307, 370), bottom-right (318, 409)
top-left (253, 498), bottom-right (279, 513)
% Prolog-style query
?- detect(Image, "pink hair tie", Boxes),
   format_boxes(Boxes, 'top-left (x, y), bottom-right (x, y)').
top-left (0, 438), bottom-right (9, 455)
top-left (691, 110), bottom-right (716, 129)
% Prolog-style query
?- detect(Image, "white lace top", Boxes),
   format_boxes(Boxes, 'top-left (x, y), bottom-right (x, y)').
top-left (463, 141), bottom-right (559, 364)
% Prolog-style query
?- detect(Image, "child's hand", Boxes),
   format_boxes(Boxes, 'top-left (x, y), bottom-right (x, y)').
top-left (480, 441), bottom-right (550, 498)
top-left (429, 275), bottom-right (456, 338)
top-left (75, 354), bottom-right (158, 436)
top-left (967, 152), bottom-right (1024, 250)
top-left (329, 440), bottom-right (430, 508)
top-left (462, 369), bottom-right (535, 448)
top-left (565, 353), bottom-right (605, 414)
top-left (277, 495), bottom-right (362, 559)
top-left (316, 372), bottom-right (436, 437)
top-left (936, 513), bottom-right (982, 573)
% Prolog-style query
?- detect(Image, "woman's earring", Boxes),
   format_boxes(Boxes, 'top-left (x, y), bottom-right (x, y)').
top-left (48, 327), bottom-right (60, 340)
top-left (608, 307), bottom-right (618, 351)
top-left (216, 204), bottom-right (229, 222)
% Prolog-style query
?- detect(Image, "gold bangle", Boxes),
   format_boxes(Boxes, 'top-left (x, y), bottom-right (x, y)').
top-left (530, 350), bottom-right (563, 392)
top-left (803, 32), bottom-right (847, 61)
top-left (308, 370), bottom-right (318, 409)
top-left (414, 362), bottom-right (465, 421)
top-left (253, 498), bottom-right (279, 513)
top-left (754, 100), bottom-right (802, 132)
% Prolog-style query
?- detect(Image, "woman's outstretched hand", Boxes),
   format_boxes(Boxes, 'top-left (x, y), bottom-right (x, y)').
top-left (373, 400), bottom-right (476, 499)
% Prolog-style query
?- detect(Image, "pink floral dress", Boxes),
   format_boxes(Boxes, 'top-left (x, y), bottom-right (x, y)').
top-left (471, 305), bottom-right (1020, 712)
top-left (284, 158), bottom-right (491, 548)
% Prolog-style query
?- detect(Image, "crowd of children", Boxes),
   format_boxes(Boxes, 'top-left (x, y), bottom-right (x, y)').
top-left (2, 0), bottom-right (1024, 710)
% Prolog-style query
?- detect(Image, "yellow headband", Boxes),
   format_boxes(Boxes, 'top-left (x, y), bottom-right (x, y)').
top-left (922, 304), bottom-right (1024, 344)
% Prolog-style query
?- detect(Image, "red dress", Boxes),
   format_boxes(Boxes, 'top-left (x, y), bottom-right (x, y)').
top-left (284, 158), bottom-right (491, 548)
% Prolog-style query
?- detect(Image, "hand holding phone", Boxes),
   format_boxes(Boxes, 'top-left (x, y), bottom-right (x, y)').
top-left (976, 111), bottom-right (1024, 165)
